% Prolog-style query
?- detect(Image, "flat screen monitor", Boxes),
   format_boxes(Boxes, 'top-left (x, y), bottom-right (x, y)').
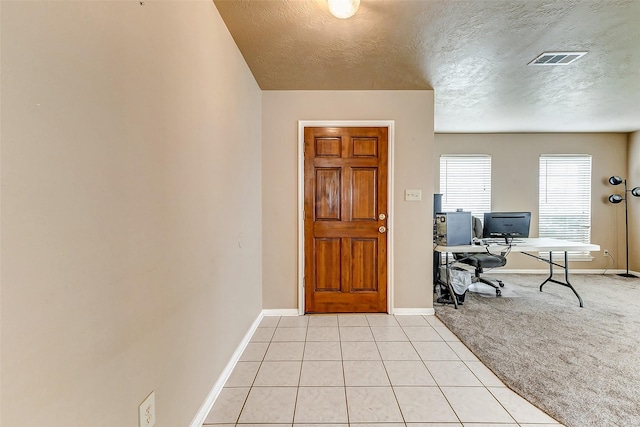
top-left (483, 212), bottom-right (531, 241)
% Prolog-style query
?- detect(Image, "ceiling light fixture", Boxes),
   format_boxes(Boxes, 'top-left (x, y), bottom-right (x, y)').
top-left (327, 0), bottom-right (360, 19)
top-left (528, 51), bottom-right (587, 66)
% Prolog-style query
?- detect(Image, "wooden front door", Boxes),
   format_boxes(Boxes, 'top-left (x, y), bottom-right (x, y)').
top-left (304, 127), bottom-right (388, 313)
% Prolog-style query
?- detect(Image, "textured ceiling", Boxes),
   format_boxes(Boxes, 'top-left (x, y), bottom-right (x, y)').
top-left (214, 0), bottom-right (640, 133)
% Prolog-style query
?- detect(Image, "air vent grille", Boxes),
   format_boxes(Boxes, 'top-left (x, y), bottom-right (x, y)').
top-left (528, 51), bottom-right (587, 66)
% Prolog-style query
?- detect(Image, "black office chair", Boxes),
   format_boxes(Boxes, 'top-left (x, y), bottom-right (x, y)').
top-left (454, 216), bottom-right (506, 296)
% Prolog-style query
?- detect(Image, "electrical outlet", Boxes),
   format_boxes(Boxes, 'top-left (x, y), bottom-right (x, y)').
top-left (604, 249), bottom-right (610, 256)
top-left (139, 391), bottom-right (156, 427)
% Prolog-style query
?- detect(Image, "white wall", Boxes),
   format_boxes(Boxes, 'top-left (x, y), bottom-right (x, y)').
top-left (1, 1), bottom-right (262, 426)
top-left (262, 91), bottom-right (434, 311)
top-left (435, 133), bottom-right (628, 270)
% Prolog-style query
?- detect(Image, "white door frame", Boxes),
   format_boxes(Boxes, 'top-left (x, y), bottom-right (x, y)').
top-left (297, 120), bottom-right (395, 315)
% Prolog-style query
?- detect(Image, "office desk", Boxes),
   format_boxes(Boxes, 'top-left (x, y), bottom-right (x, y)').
top-left (435, 238), bottom-right (601, 308)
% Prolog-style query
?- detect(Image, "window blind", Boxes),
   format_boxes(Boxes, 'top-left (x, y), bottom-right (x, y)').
top-left (439, 155), bottom-right (491, 221)
top-left (539, 155), bottom-right (592, 258)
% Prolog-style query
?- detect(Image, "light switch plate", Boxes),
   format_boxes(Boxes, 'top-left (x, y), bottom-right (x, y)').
top-left (405, 189), bottom-right (422, 201)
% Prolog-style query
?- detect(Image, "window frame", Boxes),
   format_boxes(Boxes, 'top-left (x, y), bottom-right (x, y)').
top-left (538, 154), bottom-right (593, 260)
top-left (439, 154), bottom-right (492, 224)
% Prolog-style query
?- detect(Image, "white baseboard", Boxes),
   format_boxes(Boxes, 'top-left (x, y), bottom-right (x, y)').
top-left (264, 308), bottom-right (437, 316)
top-left (188, 311), bottom-right (264, 427)
top-left (189, 305), bottom-right (442, 425)
top-left (266, 308), bottom-right (439, 316)
top-left (262, 308), bottom-right (299, 316)
top-left (191, 266), bottom-right (640, 426)
top-left (393, 308), bottom-right (435, 316)
top-left (573, 269), bottom-right (626, 274)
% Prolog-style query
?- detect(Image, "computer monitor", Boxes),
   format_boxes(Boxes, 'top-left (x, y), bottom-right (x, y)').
top-left (483, 212), bottom-right (531, 242)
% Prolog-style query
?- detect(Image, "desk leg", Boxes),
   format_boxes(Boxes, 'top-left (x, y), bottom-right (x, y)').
top-left (539, 251), bottom-right (554, 292)
top-left (444, 253), bottom-right (459, 309)
top-left (435, 252), bottom-right (459, 309)
top-left (447, 257), bottom-right (459, 309)
top-left (539, 251), bottom-right (584, 307)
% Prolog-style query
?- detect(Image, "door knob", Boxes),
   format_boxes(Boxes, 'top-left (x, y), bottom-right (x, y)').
top-left (379, 226), bottom-right (387, 233)
top-left (379, 213), bottom-right (386, 220)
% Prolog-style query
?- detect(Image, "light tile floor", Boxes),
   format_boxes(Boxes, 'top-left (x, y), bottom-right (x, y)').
top-left (204, 314), bottom-right (563, 427)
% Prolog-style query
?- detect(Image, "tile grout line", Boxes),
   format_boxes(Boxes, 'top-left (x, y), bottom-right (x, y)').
top-left (289, 322), bottom-right (308, 425)
top-left (223, 314), bottom-right (554, 427)
top-left (406, 315), bottom-right (463, 426)
top-left (338, 317), bottom-right (351, 426)
top-left (377, 317), bottom-right (407, 425)
top-left (421, 314), bottom-right (520, 426)
top-left (233, 316), bottom-right (279, 425)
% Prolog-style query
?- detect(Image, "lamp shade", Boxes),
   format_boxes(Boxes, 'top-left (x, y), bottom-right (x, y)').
top-left (609, 194), bottom-right (624, 204)
top-left (609, 175), bottom-right (624, 185)
top-left (632, 187), bottom-right (640, 197)
top-left (327, 0), bottom-right (360, 18)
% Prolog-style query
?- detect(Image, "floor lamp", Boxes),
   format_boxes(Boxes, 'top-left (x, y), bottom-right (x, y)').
top-left (608, 175), bottom-right (640, 278)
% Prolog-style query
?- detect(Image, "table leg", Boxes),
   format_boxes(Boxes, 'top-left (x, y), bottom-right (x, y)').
top-left (435, 252), bottom-right (459, 309)
top-left (446, 253), bottom-right (459, 309)
top-left (538, 251), bottom-right (584, 307)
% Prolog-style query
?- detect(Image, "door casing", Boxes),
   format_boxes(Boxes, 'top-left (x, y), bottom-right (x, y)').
top-left (297, 120), bottom-right (395, 315)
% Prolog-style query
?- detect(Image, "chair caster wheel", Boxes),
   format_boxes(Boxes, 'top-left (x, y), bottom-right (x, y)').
top-left (496, 289), bottom-right (502, 297)
top-left (497, 280), bottom-right (504, 287)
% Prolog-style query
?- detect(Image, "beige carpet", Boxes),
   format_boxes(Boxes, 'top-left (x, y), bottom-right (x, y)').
top-left (435, 273), bottom-right (640, 427)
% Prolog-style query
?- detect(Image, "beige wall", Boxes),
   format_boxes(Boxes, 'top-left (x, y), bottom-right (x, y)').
top-left (1, 1), bottom-right (636, 426)
top-left (262, 91), bottom-right (434, 311)
top-left (629, 132), bottom-right (640, 272)
top-left (435, 133), bottom-right (628, 271)
top-left (1, 1), bottom-right (262, 426)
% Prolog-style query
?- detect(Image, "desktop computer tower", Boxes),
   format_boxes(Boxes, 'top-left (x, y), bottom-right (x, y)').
top-left (435, 211), bottom-right (472, 246)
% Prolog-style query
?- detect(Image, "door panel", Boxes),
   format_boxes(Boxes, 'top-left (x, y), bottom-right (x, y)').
top-left (315, 169), bottom-right (341, 220)
top-left (304, 126), bottom-right (388, 313)
top-left (314, 238), bottom-right (342, 291)
top-left (350, 238), bottom-right (378, 292)
top-left (316, 137), bottom-right (341, 157)
top-left (352, 137), bottom-right (378, 157)
top-left (351, 168), bottom-right (377, 220)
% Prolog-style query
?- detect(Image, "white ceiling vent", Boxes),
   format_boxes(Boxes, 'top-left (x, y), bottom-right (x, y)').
top-left (528, 51), bottom-right (587, 66)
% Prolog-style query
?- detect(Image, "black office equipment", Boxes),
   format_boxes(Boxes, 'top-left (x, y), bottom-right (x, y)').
top-left (433, 194), bottom-right (443, 286)
top-left (455, 216), bottom-right (508, 296)
top-left (434, 209), bottom-right (472, 304)
top-left (483, 212), bottom-right (531, 243)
